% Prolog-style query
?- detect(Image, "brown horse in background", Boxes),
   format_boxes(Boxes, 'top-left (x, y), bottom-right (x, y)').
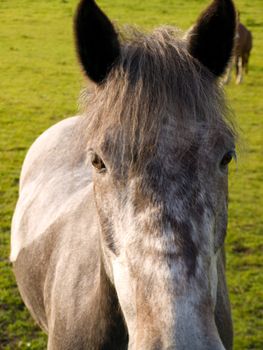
top-left (224, 21), bottom-right (253, 84)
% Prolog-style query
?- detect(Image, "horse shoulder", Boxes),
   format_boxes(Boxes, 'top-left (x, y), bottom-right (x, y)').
top-left (12, 185), bottom-right (100, 334)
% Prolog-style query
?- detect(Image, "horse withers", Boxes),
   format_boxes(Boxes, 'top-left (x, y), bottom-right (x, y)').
top-left (11, 0), bottom-right (237, 349)
top-left (224, 21), bottom-right (253, 84)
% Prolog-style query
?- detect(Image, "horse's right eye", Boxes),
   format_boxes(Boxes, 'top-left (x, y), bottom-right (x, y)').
top-left (220, 150), bottom-right (236, 168)
top-left (91, 153), bottom-right (106, 173)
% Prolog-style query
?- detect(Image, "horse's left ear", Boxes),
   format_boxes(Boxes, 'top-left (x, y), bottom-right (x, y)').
top-left (188, 0), bottom-right (236, 77)
top-left (74, 0), bottom-right (121, 84)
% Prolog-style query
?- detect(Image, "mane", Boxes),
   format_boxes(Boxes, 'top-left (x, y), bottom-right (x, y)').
top-left (77, 26), bottom-right (236, 172)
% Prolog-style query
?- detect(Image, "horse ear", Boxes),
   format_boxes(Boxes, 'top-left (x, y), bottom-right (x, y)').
top-left (188, 0), bottom-right (236, 77)
top-left (74, 0), bottom-right (120, 84)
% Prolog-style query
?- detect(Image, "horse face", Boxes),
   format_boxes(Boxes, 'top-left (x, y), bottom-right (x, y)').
top-left (89, 122), bottom-right (235, 349)
top-left (75, 0), bottom-right (236, 349)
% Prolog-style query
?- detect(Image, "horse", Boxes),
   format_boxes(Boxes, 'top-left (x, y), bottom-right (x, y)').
top-left (11, 0), bottom-right (237, 349)
top-left (224, 21), bottom-right (253, 84)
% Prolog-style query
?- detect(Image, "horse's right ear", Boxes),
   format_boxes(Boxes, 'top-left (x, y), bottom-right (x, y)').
top-left (74, 0), bottom-right (120, 84)
top-left (188, 0), bottom-right (236, 77)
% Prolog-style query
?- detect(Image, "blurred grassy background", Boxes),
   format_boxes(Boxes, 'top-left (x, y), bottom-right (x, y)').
top-left (0, 0), bottom-right (262, 349)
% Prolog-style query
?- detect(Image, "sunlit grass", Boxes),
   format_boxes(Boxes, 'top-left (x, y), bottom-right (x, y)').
top-left (0, 0), bottom-right (262, 348)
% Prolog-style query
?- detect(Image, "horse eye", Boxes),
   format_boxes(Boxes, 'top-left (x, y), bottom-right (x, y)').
top-left (220, 150), bottom-right (235, 168)
top-left (91, 153), bottom-right (106, 172)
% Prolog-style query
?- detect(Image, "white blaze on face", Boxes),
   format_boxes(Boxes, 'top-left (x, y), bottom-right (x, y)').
top-left (112, 257), bottom-right (137, 331)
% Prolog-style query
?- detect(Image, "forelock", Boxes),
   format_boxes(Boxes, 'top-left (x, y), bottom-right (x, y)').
top-left (77, 26), bottom-right (236, 173)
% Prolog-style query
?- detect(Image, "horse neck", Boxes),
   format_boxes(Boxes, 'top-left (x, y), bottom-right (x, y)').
top-left (91, 255), bottom-right (127, 348)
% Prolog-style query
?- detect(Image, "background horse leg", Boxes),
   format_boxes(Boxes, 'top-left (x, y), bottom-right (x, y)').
top-left (236, 56), bottom-right (243, 84)
top-left (223, 61), bottom-right (233, 84)
top-left (244, 53), bottom-right (250, 74)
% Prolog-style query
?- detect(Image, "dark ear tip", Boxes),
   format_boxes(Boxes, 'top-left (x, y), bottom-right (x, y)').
top-left (188, 0), bottom-right (237, 77)
top-left (74, 0), bottom-right (120, 84)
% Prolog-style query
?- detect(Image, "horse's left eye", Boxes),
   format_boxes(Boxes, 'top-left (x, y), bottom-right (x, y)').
top-left (91, 153), bottom-right (106, 172)
top-left (220, 150), bottom-right (236, 167)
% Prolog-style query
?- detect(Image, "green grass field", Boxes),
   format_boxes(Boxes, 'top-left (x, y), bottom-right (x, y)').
top-left (0, 0), bottom-right (262, 349)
